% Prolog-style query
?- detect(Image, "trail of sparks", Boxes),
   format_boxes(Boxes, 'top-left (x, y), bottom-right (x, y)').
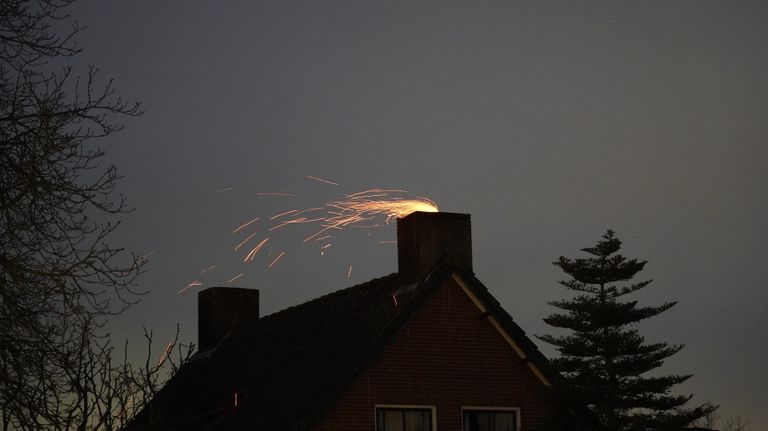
top-left (178, 280), bottom-right (203, 294)
top-left (307, 175), bottom-right (339, 186)
top-left (268, 251), bottom-right (285, 268)
top-left (269, 208), bottom-right (323, 222)
top-left (198, 264), bottom-right (216, 275)
top-left (182, 182), bottom-right (437, 289)
top-left (113, 396), bottom-right (134, 419)
top-left (244, 238), bottom-right (270, 262)
top-left (258, 192), bottom-right (296, 197)
top-left (223, 188), bottom-right (437, 276)
top-left (294, 207), bottom-right (323, 217)
top-left (346, 189), bottom-right (406, 198)
top-left (302, 190), bottom-right (437, 242)
top-left (156, 339), bottom-right (174, 367)
top-left (270, 217), bottom-right (326, 232)
top-left (234, 232), bottom-right (259, 251)
top-left (270, 209), bottom-right (298, 220)
top-left (232, 217), bottom-right (259, 233)
top-left (139, 248), bottom-right (158, 262)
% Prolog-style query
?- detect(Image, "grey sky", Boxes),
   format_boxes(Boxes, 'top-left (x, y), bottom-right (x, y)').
top-left (68, 1), bottom-right (766, 428)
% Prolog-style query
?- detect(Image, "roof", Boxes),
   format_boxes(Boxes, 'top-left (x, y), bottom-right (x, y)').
top-left (126, 261), bottom-right (551, 431)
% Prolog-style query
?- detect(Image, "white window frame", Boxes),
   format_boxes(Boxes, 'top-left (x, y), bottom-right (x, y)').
top-left (461, 406), bottom-right (522, 431)
top-left (374, 404), bottom-right (437, 431)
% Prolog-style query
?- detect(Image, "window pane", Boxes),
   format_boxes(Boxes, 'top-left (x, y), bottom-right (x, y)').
top-left (477, 412), bottom-right (490, 431)
top-left (464, 411), bottom-right (475, 431)
top-left (380, 410), bottom-right (403, 431)
top-left (464, 411), bottom-right (516, 431)
top-left (377, 409), bottom-right (432, 431)
top-left (404, 410), bottom-right (430, 431)
top-left (464, 411), bottom-right (488, 431)
top-left (493, 412), bottom-right (515, 431)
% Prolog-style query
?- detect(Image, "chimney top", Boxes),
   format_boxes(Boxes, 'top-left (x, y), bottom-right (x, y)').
top-left (198, 287), bottom-right (259, 351)
top-left (397, 211), bottom-right (472, 284)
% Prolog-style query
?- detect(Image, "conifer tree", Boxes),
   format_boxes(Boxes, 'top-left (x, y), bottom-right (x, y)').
top-left (539, 230), bottom-right (714, 431)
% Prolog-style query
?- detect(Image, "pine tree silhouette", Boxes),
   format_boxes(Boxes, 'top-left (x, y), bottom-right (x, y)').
top-left (540, 230), bottom-right (714, 431)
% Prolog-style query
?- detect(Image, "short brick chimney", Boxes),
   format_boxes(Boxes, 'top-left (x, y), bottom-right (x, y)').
top-left (198, 287), bottom-right (259, 351)
top-left (397, 211), bottom-right (472, 284)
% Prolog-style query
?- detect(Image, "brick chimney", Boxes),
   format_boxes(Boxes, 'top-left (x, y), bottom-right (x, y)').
top-left (198, 287), bottom-right (259, 351)
top-left (397, 211), bottom-right (472, 284)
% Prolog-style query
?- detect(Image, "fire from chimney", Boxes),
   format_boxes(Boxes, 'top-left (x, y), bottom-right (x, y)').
top-left (195, 212), bottom-right (469, 350)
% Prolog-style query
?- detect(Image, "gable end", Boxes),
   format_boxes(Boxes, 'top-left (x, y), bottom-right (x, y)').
top-left (450, 273), bottom-right (551, 387)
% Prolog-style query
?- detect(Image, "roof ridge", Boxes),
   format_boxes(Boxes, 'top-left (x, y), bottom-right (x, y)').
top-left (258, 272), bottom-right (400, 322)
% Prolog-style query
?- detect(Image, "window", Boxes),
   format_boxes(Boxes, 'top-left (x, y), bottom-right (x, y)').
top-left (463, 409), bottom-right (518, 431)
top-left (376, 406), bottom-right (433, 431)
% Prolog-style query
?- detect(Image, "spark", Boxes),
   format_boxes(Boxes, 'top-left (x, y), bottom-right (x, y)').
top-left (307, 175), bottom-right (339, 186)
top-left (313, 235), bottom-right (332, 241)
top-left (139, 248), bottom-right (158, 262)
top-left (243, 238), bottom-right (270, 262)
top-left (228, 273), bottom-right (244, 283)
top-left (346, 189), bottom-right (407, 198)
top-left (349, 223), bottom-right (382, 228)
top-left (234, 232), bottom-right (259, 251)
top-left (320, 243), bottom-right (332, 255)
top-left (392, 295), bottom-right (399, 307)
top-left (113, 396), bottom-right (134, 419)
top-left (350, 193), bottom-right (389, 200)
top-left (258, 192), bottom-right (296, 197)
top-left (197, 264), bottom-right (216, 275)
top-left (217, 186), bottom-right (235, 193)
top-left (269, 217), bottom-right (326, 232)
top-left (378, 240), bottom-right (397, 244)
top-left (270, 209), bottom-right (298, 220)
top-left (232, 217), bottom-right (259, 233)
top-left (294, 207), bottom-right (323, 216)
top-left (268, 251), bottom-right (285, 268)
top-left (234, 392), bottom-right (239, 408)
top-left (156, 339), bottom-right (174, 367)
top-left (178, 280), bottom-right (203, 294)
top-left (269, 208), bottom-right (324, 227)
top-left (347, 265), bottom-right (352, 278)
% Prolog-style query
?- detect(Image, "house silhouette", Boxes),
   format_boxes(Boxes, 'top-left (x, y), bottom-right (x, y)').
top-left (127, 212), bottom-right (554, 431)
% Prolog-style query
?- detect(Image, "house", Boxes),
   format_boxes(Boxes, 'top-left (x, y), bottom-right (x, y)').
top-left (127, 212), bottom-right (554, 431)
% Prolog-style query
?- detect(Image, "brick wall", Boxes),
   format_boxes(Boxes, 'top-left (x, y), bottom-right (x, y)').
top-left (397, 212), bottom-right (473, 284)
top-left (314, 276), bottom-right (551, 431)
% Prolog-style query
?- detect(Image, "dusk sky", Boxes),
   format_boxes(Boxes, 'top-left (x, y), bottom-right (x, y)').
top-left (67, 1), bottom-right (766, 428)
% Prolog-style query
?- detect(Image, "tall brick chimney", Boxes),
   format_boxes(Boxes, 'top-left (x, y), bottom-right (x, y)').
top-left (397, 211), bottom-right (472, 284)
top-left (198, 287), bottom-right (259, 351)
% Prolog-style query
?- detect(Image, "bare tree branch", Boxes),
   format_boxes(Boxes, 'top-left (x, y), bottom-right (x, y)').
top-left (0, 1), bottom-right (157, 429)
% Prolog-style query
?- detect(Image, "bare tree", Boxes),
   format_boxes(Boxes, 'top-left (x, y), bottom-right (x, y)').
top-left (1, 1), bottom-right (151, 428)
top-left (1, 320), bottom-right (194, 430)
top-left (697, 408), bottom-right (721, 430)
top-left (694, 407), bottom-right (751, 431)
top-left (720, 416), bottom-right (751, 431)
